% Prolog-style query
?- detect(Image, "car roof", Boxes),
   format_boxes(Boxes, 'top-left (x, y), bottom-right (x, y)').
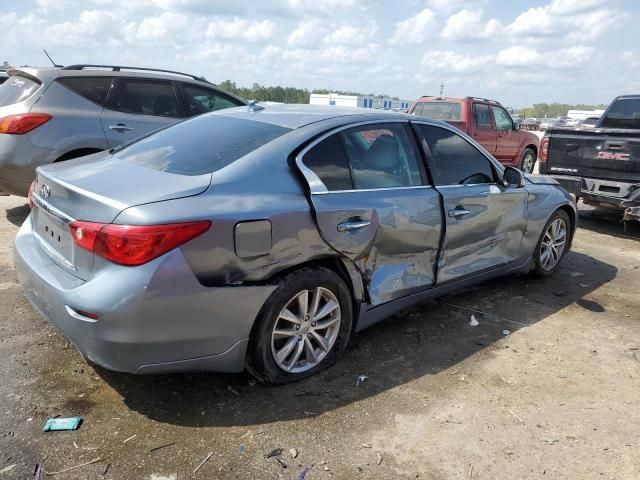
top-left (215, 103), bottom-right (414, 129)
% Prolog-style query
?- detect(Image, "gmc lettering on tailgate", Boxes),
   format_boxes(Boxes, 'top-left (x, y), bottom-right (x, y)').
top-left (597, 151), bottom-right (630, 160)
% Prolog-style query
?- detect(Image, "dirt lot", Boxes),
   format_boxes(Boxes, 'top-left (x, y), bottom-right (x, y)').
top-left (1, 195), bottom-right (638, 479)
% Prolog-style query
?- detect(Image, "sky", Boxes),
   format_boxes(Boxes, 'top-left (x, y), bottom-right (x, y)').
top-left (1, 0), bottom-right (638, 107)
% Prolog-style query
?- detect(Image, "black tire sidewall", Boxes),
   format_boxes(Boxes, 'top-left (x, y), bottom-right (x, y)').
top-left (248, 267), bottom-right (353, 384)
top-left (533, 210), bottom-right (571, 277)
top-left (520, 148), bottom-right (536, 173)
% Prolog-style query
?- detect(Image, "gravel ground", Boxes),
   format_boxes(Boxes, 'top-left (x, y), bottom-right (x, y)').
top-left (0, 195), bottom-right (638, 479)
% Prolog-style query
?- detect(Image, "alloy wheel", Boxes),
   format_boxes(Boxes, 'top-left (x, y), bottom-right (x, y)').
top-left (521, 152), bottom-right (535, 173)
top-left (271, 287), bottom-right (342, 373)
top-left (539, 218), bottom-right (567, 271)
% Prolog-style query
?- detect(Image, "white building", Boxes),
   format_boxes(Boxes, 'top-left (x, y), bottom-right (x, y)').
top-left (309, 93), bottom-right (411, 111)
top-left (567, 109), bottom-right (605, 120)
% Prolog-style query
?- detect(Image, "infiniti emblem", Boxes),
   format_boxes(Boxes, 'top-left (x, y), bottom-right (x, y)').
top-left (40, 184), bottom-right (51, 198)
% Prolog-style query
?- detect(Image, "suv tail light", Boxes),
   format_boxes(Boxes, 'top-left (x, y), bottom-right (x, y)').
top-left (0, 113), bottom-right (52, 134)
top-left (69, 221), bottom-right (211, 266)
top-left (539, 136), bottom-right (549, 162)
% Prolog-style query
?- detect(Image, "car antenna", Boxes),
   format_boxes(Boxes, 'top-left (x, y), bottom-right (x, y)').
top-left (43, 49), bottom-right (63, 68)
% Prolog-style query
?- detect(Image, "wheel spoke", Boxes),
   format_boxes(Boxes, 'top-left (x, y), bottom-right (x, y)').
top-left (297, 290), bottom-right (309, 318)
top-left (276, 336), bottom-right (298, 364)
top-left (286, 339), bottom-right (305, 371)
top-left (309, 288), bottom-right (321, 319)
top-left (273, 328), bottom-right (298, 338)
top-left (311, 331), bottom-right (330, 352)
top-left (314, 299), bottom-right (339, 321)
top-left (304, 337), bottom-right (318, 364)
top-left (279, 308), bottom-right (301, 325)
top-left (314, 316), bottom-right (340, 330)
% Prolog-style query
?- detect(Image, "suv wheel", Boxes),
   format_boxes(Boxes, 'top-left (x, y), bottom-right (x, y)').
top-left (248, 267), bottom-right (353, 384)
top-left (519, 148), bottom-right (536, 173)
top-left (532, 210), bottom-right (571, 276)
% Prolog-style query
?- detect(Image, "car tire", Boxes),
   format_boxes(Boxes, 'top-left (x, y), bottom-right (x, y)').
top-left (532, 209), bottom-right (571, 277)
top-left (519, 148), bottom-right (536, 174)
top-left (247, 266), bottom-right (353, 384)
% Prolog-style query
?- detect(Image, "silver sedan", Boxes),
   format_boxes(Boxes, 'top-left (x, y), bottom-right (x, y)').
top-left (14, 105), bottom-right (576, 383)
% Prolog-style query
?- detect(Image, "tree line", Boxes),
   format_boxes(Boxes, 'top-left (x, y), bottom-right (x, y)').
top-left (518, 102), bottom-right (609, 118)
top-left (217, 80), bottom-right (399, 103)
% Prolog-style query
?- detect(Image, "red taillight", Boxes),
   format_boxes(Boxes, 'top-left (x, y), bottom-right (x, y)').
top-left (69, 221), bottom-right (211, 266)
top-left (28, 180), bottom-right (36, 209)
top-left (539, 136), bottom-right (549, 162)
top-left (0, 113), bottom-right (51, 134)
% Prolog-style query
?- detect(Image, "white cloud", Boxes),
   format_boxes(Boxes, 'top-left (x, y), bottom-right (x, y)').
top-left (441, 9), bottom-right (501, 41)
top-left (549, 0), bottom-right (607, 15)
top-left (496, 44), bottom-right (594, 69)
top-left (388, 8), bottom-right (437, 45)
top-left (427, 0), bottom-right (487, 14)
top-left (421, 50), bottom-right (492, 72)
top-left (287, 18), bottom-right (325, 47)
top-left (43, 10), bottom-right (120, 47)
top-left (324, 24), bottom-right (375, 46)
top-left (126, 12), bottom-right (190, 42)
top-left (206, 18), bottom-right (274, 43)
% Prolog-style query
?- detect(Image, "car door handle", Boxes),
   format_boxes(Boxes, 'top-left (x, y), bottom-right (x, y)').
top-left (448, 208), bottom-right (471, 218)
top-left (337, 218), bottom-right (371, 232)
top-left (109, 124), bottom-right (134, 132)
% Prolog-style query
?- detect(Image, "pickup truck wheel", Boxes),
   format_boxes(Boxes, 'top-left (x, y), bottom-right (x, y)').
top-left (519, 148), bottom-right (536, 173)
top-left (532, 210), bottom-right (571, 277)
top-left (247, 267), bottom-right (353, 384)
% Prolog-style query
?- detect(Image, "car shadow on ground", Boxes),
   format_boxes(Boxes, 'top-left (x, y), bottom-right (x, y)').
top-left (96, 250), bottom-right (617, 428)
top-left (5, 202), bottom-right (29, 227)
top-left (577, 204), bottom-right (640, 240)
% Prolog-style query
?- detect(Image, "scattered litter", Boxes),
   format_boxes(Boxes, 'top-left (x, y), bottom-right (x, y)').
top-left (289, 448), bottom-right (298, 458)
top-left (469, 315), bottom-right (479, 327)
top-left (503, 330), bottom-right (511, 336)
top-left (579, 283), bottom-right (589, 288)
top-left (569, 272), bottom-right (584, 278)
top-left (63, 342), bottom-right (70, 350)
top-left (43, 457), bottom-right (102, 475)
top-left (297, 465), bottom-right (312, 480)
top-left (149, 442), bottom-right (176, 453)
top-left (303, 411), bottom-right (319, 416)
top-left (34, 464), bottom-right (43, 480)
top-left (0, 464), bottom-right (16, 474)
top-left (227, 386), bottom-right (240, 396)
top-left (361, 444), bottom-right (372, 449)
top-left (507, 409), bottom-right (525, 424)
top-left (248, 379), bottom-right (257, 387)
top-left (542, 438), bottom-right (560, 445)
top-left (27, 417), bottom-right (33, 422)
top-left (122, 434), bottom-right (137, 444)
top-left (324, 465), bottom-right (330, 471)
top-left (356, 375), bottom-right (368, 386)
top-left (43, 417), bottom-right (82, 432)
top-left (193, 452), bottom-right (214, 475)
top-left (239, 444), bottom-right (246, 454)
top-left (468, 464), bottom-right (474, 478)
top-left (265, 448), bottom-right (283, 459)
top-left (101, 463), bottom-right (111, 476)
top-left (376, 452), bottom-right (383, 465)
top-left (275, 458), bottom-right (288, 469)
top-left (73, 442), bottom-right (78, 449)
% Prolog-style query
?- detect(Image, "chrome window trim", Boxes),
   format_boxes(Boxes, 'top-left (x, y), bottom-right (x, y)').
top-left (31, 193), bottom-right (76, 225)
top-left (295, 119), bottom-right (419, 195)
top-left (32, 231), bottom-right (77, 271)
top-left (313, 185), bottom-right (434, 195)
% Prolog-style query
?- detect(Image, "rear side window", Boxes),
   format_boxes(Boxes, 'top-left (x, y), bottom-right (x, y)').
top-left (182, 84), bottom-right (244, 116)
top-left (115, 115), bottom-right (290, 175)
top-left (413, 102), bottom-right (462, 121)
top-left (109, 78), bottom-right (180, 117)
top-left (58, 77), bottom-right (112, 105)
top-left (0, 75), bottom-right (40, 106)
top-left (303, 134), bottom-right (353, 191)
top-left (473, 103), bottom-right (493, 129)
top-left (419, 124), bottom-right (495, 186)
top-left (599, 98), bottom-right (640, 129)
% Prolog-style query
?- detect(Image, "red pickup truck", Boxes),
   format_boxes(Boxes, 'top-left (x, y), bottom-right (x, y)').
top-left (409, 96), bottom-right (540, 173)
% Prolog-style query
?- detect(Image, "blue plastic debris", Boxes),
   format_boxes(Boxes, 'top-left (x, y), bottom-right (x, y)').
top-left (43, 417), bottom-right (82, 432)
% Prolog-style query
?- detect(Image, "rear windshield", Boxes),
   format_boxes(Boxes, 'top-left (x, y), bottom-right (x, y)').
top-left (599, 98), bottom-right (640, 129)
top-left (115, 114), bottom-right (291, 175)
top-left (413, 102), bottom-right (462, 121)
top-left (0, 75), bottom-right (40, 106)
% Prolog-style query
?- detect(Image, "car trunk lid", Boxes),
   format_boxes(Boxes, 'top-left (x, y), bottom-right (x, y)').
top-left (31, 152), bottom-right (211, 280)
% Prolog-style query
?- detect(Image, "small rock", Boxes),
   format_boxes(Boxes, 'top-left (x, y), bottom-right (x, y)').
top-left (569, 272), bottom-right (585, 278)
top-left (361, 444), bottom-right (372, 449)
top-left (376, 452), bottom-right (383, 465)
top-left (503, 330), bottom-right (511, 336)
top-left (356, 375), bottom-right (368, 386)
top-left (469, 315), bottom-right (479, 327)
top-left (265, 448), bottom-right (283, 459)
top-left (324, 465), bottom-right (330, 471)
top-left (289, 448), bottom-right (298, 458)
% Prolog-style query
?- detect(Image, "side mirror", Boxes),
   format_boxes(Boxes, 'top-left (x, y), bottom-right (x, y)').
top-left (514, 120), bottom-right (521, 130)
top-left (502, 166), bottom-right (525, 188)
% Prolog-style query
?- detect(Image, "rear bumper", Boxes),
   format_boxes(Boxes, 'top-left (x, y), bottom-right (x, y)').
top-left (548, 174), bottom-right (640, 219)
top-left (14, 216), bottom-right (276, 373)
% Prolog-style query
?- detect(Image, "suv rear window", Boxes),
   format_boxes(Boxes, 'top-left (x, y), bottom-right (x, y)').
top-left (58, 77), bottom-right (112, 105)
top-left (599, 98), bottom-right (640, 129)
top-left (115, 115), bottom-right (290, 175)
top-left (413, 102), bottom-right (462, 120)
top-left (0, 75), bottom-right (40, 106)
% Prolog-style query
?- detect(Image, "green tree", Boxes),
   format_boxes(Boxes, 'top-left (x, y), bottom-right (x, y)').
top-left (1, 61), bottom-right (10, 69)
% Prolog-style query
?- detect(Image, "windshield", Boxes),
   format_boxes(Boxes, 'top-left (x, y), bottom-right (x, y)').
top-left (0, 75), bottom-right (41, 106)
top-left (413, 102), bottom-right (462, 121)
top-left (599, 98), bottom-right (640, 129)
top-left (116, 114), bottom-right (291, 175)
